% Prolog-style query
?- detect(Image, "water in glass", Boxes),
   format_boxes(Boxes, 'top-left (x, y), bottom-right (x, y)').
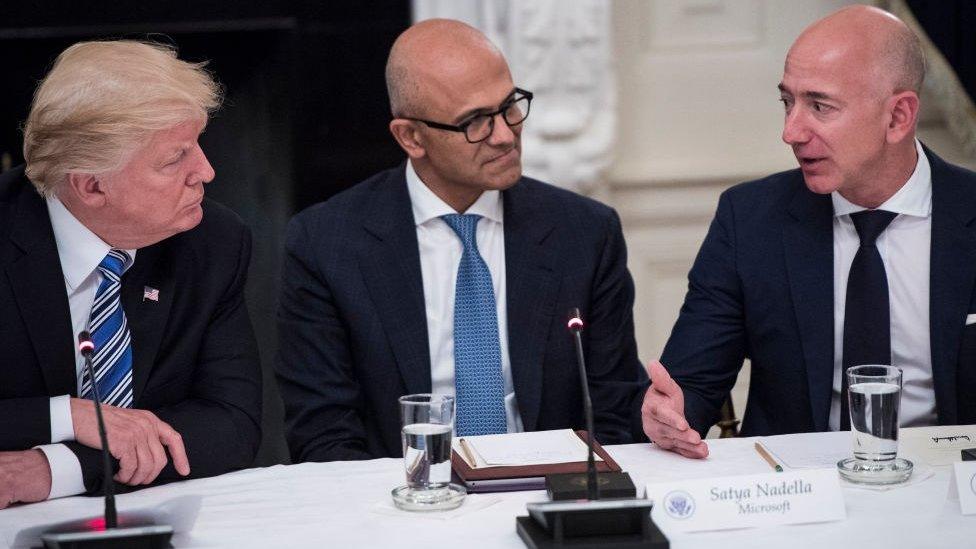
top-left (849, 381), bottom-right (900, 461)
top-left (402, 422), bottom-right (452, 490)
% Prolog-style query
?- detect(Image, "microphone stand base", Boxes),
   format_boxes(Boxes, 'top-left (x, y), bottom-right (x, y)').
top-left (546, 471), bottom-right (637, 501)
top-left (41, 524), bottom-right (173, 549)
top-left (517, 498), bottom-right (668, 549)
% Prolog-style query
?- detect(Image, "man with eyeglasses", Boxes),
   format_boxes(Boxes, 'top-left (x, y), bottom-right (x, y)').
top-left (276, 19), bottom-right (647, 462)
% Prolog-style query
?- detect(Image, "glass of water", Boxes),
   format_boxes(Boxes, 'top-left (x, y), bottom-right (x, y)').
top-left (391, 394), bottom-right (466, 511)
top-left (837, 365), bottom-right (913, 485)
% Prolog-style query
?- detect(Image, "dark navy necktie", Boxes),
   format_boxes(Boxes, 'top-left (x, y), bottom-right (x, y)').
top-left (840, 210), bottom-right (897, 430)
top-left (441, 214), bottom-right (507, 436)
top-left (80, 249), bottom-right (134, 408)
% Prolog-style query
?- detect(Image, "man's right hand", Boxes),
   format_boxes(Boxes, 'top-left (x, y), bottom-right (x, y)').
top-left (641, 361), bottom-right (709, 459)
top-left (70, 398), bottom-right (190, 485)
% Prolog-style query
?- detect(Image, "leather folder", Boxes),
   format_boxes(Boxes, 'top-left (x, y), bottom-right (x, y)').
top-left (451, 430), bottom-right (623, 484)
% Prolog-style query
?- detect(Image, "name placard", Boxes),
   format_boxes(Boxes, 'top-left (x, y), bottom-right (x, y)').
top-left (949, 461), bottom-right (976, 515)
top-left (645, 468), bottom-right (845, 532)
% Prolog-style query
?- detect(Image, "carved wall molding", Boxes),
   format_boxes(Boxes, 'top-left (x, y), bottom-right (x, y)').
top-left (412, 0), bottom-right (616, 192)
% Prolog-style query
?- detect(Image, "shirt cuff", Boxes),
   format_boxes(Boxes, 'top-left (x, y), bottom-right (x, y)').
top-left (49, 395), bottom-right (75, 443)
top-left (34, 444), bottom-right (86, 499)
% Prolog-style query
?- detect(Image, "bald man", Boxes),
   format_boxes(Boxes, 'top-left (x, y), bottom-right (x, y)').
top-left (276, 20), bottom-right (646, 462)
top-left (641, 5), bottom-right (976, 459)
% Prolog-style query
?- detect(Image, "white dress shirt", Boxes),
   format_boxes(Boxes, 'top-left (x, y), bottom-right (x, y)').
top-left (829, 139), bottom-right (937, 430)
top-left (405, 160), bottom-right (524, 433)
top-left (34, 196), bottom-right (136, 499)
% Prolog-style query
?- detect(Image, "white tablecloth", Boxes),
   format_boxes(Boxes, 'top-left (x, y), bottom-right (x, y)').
top-left (2, 434), bottom-right (973, 548)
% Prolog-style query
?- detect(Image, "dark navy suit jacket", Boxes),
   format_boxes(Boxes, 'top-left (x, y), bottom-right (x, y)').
top-left (662, 148), bottom-right (976, 437)
top-left (0, 166), bottom-right (262, 494)
top-left (276, 165), bottom-right (647, 462)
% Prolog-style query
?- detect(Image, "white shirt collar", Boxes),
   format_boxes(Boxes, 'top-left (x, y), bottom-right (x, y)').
top-left (832, 139), bottom-right (932, 218)
top-left (405, 160), bottom-right (503, 226)
top-left (46, 196), bottom-right (137, 292)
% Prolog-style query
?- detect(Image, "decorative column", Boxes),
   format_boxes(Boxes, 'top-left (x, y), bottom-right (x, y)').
top-left (412, 0), bottom-right (617, 193)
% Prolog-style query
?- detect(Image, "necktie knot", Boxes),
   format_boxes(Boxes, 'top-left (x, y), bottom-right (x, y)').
top-left (850, 210), bottom-right (897, 247)
top-left (441, 214), bottom-right (482, 250)
top-left (97, 249), bottom-right (132, 279)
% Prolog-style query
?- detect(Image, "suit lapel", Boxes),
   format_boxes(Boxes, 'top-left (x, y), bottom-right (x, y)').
top-left (503, 181), bottom-right (558, 432)
top-left (6, 184), bottom-right (77, 396)
top-left (782, 177), bottom-right (835, 431)
top-left (122, 243), bottom-right (175, 404)
top-left (927, 149), bottom-right (976, 425)
top-left (360, 170), bottom-right (431, 394)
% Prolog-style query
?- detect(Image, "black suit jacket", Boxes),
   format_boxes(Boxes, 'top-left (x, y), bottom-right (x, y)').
top-left (662, 147), bottom-right (976, 437)
top-left (276, 165), bottom-right (646, 462)
top-left (0, 166), bottom-right (262, 494)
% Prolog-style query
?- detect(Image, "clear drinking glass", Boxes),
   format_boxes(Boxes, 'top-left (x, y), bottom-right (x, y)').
top-left (391, 394), bottom-right (466, 511)
top-left (837, 365), bottom-right (913, 485)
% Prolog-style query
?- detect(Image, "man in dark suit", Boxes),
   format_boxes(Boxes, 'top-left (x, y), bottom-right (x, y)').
top-left (0, 41), bottom-right (261, 507)
top-left (641, 5), bottom-right (976, 459)
top-left (276, 19), bottom-right (646, 462)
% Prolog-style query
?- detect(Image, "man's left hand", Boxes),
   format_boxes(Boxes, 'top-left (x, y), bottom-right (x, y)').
top-left (0, 450), bottom-right (52, 509)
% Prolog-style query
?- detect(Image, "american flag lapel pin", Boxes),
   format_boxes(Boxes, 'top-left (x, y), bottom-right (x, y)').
top-left (143, 286), bottom-right (160, 302)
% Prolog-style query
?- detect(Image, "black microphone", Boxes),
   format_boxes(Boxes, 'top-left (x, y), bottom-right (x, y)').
top-left (567, 308), bottom-right (599, 501)
top-left (33, 333), bottom-right (173, 548)
top-left (78, 330), bottom-right (118, 529)
top-left (516, 309), bottom-right (668, 548)
top-left (543, 308), bottom-right (635, 502)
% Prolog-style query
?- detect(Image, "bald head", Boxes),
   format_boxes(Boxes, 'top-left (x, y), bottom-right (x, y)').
top-left (385, 19), bottom-right (508, 117)
top-left (790, 5), bottom-right (925, 95)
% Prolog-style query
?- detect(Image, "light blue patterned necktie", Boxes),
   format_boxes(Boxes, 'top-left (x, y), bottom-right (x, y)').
top-left (441, 214), bottom-right (508, 436)
top-left (80, 249), bottom-right (134, 408)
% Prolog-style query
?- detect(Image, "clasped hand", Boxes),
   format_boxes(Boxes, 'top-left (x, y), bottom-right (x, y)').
top-left (70, 398), bottom-right (190, 485)
top-left (641, 361), bottom-right (709, 459)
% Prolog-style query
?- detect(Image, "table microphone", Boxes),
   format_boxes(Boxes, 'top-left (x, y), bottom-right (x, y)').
top-left (544, 308), bottom-right (635, 501)
top-left (78, 331), bottom-right (117, 528)
top-left (37, 332), bottom-right (172, 549)
top-left (516, 309), bottom-right (669, 548)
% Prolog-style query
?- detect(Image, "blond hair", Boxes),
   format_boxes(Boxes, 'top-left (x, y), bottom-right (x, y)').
top-left (23, 40), bottom-right (223, 196)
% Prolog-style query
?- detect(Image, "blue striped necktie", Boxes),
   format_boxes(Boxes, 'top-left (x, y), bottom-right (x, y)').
top-left (80, 249), bottom-right (134, 408)
top-left (441, 214), bottom-right (507, 436)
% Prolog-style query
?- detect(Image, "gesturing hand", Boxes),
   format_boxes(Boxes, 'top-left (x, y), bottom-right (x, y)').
top-left (641, 361), bottom-right (709, 459)
top-left (71, 398), bottom-right (190, 485)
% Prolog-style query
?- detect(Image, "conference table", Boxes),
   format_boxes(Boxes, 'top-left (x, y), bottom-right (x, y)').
top-left (3, 429), bottom-right (973, 548)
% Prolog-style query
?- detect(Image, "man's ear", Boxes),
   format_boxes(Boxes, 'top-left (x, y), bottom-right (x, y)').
top-left (64, 173), bottom-right (107, 208)
top-left (389, 119), bottom-right (427, 159)
top-left (886, 90), bottom-right (920, 145)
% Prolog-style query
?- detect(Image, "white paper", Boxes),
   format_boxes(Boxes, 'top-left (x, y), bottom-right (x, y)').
top-left (949, 462), bottom-right (976, 514)
top-left (899, 425), bottom-right (976, 466)
top-left (645, 468), bottom-right (846, 532)
top-left (760, 431), bottom-right (851, 469)
top-left (454, 429), bottom-right (602, 468)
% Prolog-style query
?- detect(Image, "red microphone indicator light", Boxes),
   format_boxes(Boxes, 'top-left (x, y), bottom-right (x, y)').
top-left (78, 331), bottom-right (95, 356)
top-left (567, 308), bottom-right (584, 332)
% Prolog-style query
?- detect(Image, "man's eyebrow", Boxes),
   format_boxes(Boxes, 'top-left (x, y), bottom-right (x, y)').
top-left (452, 88), bottom-right (518, 124)
top-left (777, 84), bottom-right (834, 102)
top-left (801, 91), bottom-right (834, 101)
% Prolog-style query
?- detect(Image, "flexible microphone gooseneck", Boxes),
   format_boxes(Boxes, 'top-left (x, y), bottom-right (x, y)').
top-left (78, 330), bottom-right (117, 529)
top-left (33, 336), bottom-right (173, 548)
top-left (567, 308), bottom-right (599, 501)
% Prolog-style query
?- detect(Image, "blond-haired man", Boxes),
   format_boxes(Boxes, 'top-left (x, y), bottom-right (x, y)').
top-left (0, 40), bottom-right (261, 506)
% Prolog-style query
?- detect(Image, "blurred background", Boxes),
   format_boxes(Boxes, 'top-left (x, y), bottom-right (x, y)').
top-left (2, 0), bottom-right (973, 462)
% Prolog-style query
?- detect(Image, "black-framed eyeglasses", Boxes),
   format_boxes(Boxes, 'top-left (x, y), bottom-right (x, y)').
top-left (401, 87), bottom-right (533, 144)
